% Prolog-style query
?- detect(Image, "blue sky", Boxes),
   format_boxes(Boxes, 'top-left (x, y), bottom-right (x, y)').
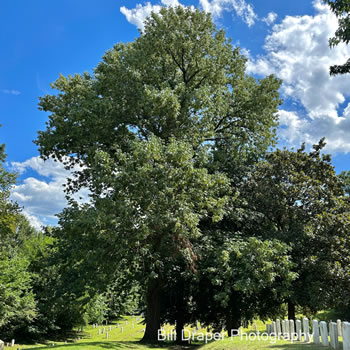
top-left (1, 0), bottom-right (350, 228)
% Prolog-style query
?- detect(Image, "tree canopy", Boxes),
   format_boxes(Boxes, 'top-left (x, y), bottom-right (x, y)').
top-left (35, 6), bottom-right (282, 342)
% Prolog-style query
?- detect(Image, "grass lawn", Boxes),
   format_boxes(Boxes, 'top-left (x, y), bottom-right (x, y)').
top-left (4, 317), bottom-right (340, 350)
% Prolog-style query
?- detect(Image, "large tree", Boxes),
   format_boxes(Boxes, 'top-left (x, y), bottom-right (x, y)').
top-left (36, 6), bottom-right (281, 341)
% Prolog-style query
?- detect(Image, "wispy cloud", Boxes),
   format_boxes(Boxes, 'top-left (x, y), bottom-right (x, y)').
top-left (262, 12), bottom-right (277, 26)
top-left (1, 89), bottom-right (20, 95)
top-left (120, 0), bottom-right (258, 30)
top-left (199, 0), bottom-right (258, 26)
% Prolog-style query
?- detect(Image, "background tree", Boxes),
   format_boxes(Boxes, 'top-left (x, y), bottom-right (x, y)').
top-left (240, 139), bottom-right (349, 319)
top-left (0, 138), bottom-right (39, 340)
top-left (324, 0), bottom-right (350, 75)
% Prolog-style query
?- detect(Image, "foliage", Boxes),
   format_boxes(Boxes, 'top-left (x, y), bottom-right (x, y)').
top-left (240, 139), bottom-right (350, 316)
top-left (338, 170), bottom-right (350, 195)
top-left (324, 0), bottom-right (350, 75)
top-left (0, 139), bottom-right (39, 339)
top-left (85, 295), bottom-right (108, 324)
top-left (35, 6), bottom-right (282, 341)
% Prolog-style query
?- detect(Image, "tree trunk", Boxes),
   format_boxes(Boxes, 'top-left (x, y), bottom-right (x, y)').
top-left (226, 292), bottom-right (241, 336)
top-left (176, 317), bottom-right (185, 344)
top-left (141, 278), bottom-right (162, 343)
top-left (288, 301), bottom-right (296, 321)
top-left (226, 316), bottom-right (241, 337)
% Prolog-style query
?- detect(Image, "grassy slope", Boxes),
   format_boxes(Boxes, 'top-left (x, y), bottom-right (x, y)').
top-left (4, 317), bottom-right (340, 350)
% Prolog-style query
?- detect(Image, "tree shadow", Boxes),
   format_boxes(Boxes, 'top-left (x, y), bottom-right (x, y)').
top-left (269, 341), bottom-right (343, 349)
top-left (25, 340), bottom-right (201, 350)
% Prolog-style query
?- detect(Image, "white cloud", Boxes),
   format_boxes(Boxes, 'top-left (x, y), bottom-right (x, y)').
top-left (120, 0), bottom-right (182, 30)
top-left (121, 0), bottom-right (257, 29)
top-left (247, 0), bottom-right (350, 153)
top-left (262, 12), bottom-right (277, 26)
top-left (11, 157), bottom-right (89, 229)
top-left (200, 0), bottom-right (258, 26)
top-left (1, 89), bottom-right (20, 95)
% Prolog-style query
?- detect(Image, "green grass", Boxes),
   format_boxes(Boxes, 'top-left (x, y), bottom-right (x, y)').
top-left (3, 317), bottom-right (341, 350)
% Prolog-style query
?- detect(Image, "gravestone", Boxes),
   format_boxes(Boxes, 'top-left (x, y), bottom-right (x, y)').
top-left (303, 318), bottom-right (310, 342)
top-left (296, 320), bottom-right (302, 341)
top-left (106, 332), bottom-right (109, 339)
top-left (0, 340), bottom-right (4, 350)
top-left (285, 320), bottom-right (290, 339)
top-left (272, 321), bottom-right (277, 335)
top-left (320, 321), bottom-right (329, 346)
top-left (109, 326), bottom-right (112, 331)
top-left (330, 322), bottom-right (339, 349)
top-left (103, 327), bottom-right (105, 334)
top-left (98, 329), bottom-right (101, 335)
top-left (289, 320), bottom-right (295, 340)
top-left (337, 320), bottom-right (342, 337)
top-left (276, 319), bottom-right (281, 335)
top-left (282, 320), bottom-right (286, 335)
top-left (312, 320), bottom-right (320, 344)
top-left (11, 339), bottom-right (15, 347)
top-left (121, 326), bottom-right (124, 333)
top-left (343, 322), bottom-right (350, 350)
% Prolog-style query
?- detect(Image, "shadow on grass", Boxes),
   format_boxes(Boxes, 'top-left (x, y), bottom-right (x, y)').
top-left (25, 340), bottom-right (200, 350)
top-left (269, 341), bottom-right (343, 349)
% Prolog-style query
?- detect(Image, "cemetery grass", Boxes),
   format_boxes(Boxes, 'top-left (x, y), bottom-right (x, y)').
top-left (4, 317), bottom-right (340, 350)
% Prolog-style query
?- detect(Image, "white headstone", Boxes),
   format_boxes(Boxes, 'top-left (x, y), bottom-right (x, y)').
top-left (285, 320), bottom-right (290, 339)
top-left (337, 319), bottom-right (342, 337)
top-left (11, 339), bottom-right (15, 347)
top-left (296, 320), bottom-right (302, 341)
top-left (106, 332), bottom-right (109, 339)
top-left (109, 326), bottom-right (112, 331)
top-left (98, 329), bottom-right (101, 335)
top-left (272, 321), bottom-right (277, 335)
top-left (303, 318), bottom-right (310, 343)
top-left (0, 340), bottom-right (4, 350)
top-left (103, 327), bottom-right (105, 333)
top-left (276, 319), bottom-right (281, 335)
top-left (330, 322), bottom-right (339, 349)
top-left (289, 320), bottom-right (295, 340)
top-left (121, 326), bottom-right (124, 333)
top-left (312, 320), bottom-right (320, 344)
top-left (320, 321), bottom-right (329, 346)
top-left (282, 320), bottom-right (286, 335)
top-left (342, 322), bottom-right (350, 350)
